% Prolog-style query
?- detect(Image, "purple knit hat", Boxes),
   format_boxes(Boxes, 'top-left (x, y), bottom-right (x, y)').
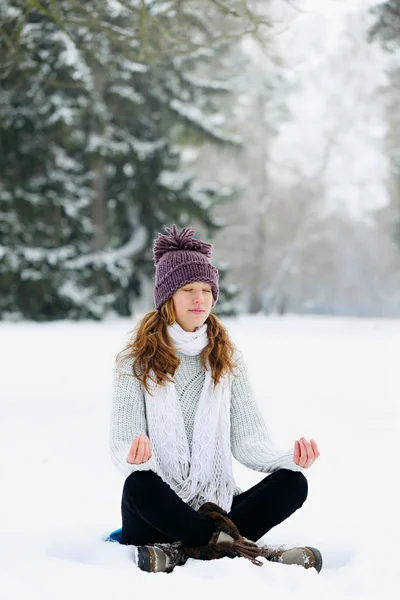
top-left (153, 225), bottom-right (219, 311)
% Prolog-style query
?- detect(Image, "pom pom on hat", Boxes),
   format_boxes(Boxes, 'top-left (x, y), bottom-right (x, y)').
top-left (153, 225), bottom-right (212, 265)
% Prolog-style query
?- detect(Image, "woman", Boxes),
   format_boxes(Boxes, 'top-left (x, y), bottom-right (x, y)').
top-left (110, 225), bottom-right (321, 574)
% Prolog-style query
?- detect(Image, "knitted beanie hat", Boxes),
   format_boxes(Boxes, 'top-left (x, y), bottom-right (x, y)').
top-left (153, 225), bottom-right (219, 311)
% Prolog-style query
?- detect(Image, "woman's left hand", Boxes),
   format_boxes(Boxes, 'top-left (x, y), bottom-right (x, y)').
top-left (293, 437), bottom-right (320, 468)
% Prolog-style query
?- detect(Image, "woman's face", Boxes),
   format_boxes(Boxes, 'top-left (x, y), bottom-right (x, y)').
top-left (172, 281), bottom-right (214, 332)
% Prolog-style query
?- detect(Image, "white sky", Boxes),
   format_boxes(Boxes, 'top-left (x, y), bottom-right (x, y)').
top-left (265, 0), bottom-right (390, 220)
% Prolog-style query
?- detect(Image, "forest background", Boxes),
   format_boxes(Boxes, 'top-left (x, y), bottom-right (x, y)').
top-left (1, 0), bottom-right (400, 321)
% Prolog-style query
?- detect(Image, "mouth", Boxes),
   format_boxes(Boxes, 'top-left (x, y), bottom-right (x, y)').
top-left (189, 309), bottom-right (205, 314)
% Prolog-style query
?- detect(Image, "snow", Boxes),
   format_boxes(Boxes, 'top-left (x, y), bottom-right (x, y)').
top-left (108, 85), bottom-right (144, 104)
top-left (63, 224), bottom-right (148, 270)
top-left (158, 170), bottom-right (192, 191)
top-left (3, 5), bottom-right (22, 19)
top-left (125, 136), bottom-right (166, 160)
top-left (116, 58), bottom-right (148, 74)
top-left (106, 0), bottom-right (125, 18)
top-left (150, 1), bottom-right (175, 16)
top-left (0, 314), bottom-right (398, 598)
top-left (180, 72), bottom-right (233, 92)
top-left (54, 31), bottom-right (91, 83)
top-left (87, 131), bottom-right (164, 158)
top-left (169, 99), bottom-right (242, 145)
top-left (58, 281), bottom-right (94, 305)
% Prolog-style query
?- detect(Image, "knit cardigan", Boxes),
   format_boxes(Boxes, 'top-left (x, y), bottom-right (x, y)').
top-left (109, 350), bottom-right (304, 498)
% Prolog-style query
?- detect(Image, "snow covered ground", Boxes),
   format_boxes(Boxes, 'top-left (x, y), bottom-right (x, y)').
top-left (0, 314), bottom-right (398, 599)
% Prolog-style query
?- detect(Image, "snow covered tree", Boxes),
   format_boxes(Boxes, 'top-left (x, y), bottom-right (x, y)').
top-left (212, 263), bottom-right (239, 317)
top-left (0, 10), bottom-right (93, 320)
top-left (0, 1), bottom-right (248, 320)
top-left (1, 1), bottom-right (270, 72)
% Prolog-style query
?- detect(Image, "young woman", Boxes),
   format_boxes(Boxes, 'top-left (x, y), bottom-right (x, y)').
top-left (110, 225), bottom-right (321, 574)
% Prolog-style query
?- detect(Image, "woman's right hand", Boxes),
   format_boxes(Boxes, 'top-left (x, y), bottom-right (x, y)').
top-left (126, 433), bottom-right (152, 464)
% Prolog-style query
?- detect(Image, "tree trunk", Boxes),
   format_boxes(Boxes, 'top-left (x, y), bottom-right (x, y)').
top-left (248, 92), bottom-right (269, 314)
top-left (91, 153), bottom-right (107, 252)
top-left (90, 66), bottom-right (110, 296)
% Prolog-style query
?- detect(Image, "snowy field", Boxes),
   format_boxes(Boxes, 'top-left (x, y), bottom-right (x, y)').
top-left (0, 314), bottom-right (398, 600)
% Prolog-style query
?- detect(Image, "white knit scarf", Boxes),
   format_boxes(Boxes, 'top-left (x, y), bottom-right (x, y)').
top-left (144, 321), bottom-right (235, 512)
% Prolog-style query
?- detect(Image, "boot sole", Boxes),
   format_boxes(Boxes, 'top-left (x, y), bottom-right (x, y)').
top-left (305, 546), bottom-right (323, 573)
top-left (136, 546), bottom-right (170, 573)
top-left (136, 546), bottom-right (152, 572)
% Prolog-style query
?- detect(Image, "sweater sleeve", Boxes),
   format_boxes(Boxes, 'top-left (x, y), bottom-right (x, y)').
top-left (230, 354), bottom-right (306, 474)
top-left (109, 357), bottom-right (157, 477)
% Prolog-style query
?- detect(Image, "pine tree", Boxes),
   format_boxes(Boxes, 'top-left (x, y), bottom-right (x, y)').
top-left (0, 1), bottom-right (242, 320)
top-left (0, 7), bottom-right (93, 320)
top-left (213, 263), bottom-right (239, 317)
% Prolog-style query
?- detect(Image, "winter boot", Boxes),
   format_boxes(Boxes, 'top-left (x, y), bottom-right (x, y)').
top-left (131, 541), bottom-right (188, 574)
top-left (182, 502), bottom-right (270, 566)
top-left (264, 545), bottom-right (323, 573)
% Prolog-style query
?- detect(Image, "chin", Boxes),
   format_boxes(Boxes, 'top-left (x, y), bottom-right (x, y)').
top-left (188, 312), bottom-right (208, 325)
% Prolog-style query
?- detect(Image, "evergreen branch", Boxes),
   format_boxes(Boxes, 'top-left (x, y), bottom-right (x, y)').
top-left (64, 0), bottom-right (140, 42)
top-left (179, 71), bottom-right (232, 93)
top-left (241, 0), bottom-right (272, 30)
top-left (151, 0), bottom-right (177, 17)
top-left (369, 2), bottom-right (400, 46)
top-left (3, 0), bottom-right (276, 69)
top-left (385, 2), bottom-right (400, 19)
top-left (0, 27), bottom-right (14, 53)
top-left (49, 0), bottom-right (60, 17)
top-left (174, 7), bottom-right (214, 41)
top-left (0, 29), bottom-right (16, 78)
top-left (0, 5), bottom-right (30, 78)
top-left (150, 21), bottom-right (203, 60)
top-left (209, 0), bottom-right (241, 17)
top-left (146, 1), bottom-right (268, 61)
top-left (25, 0), bottom-right (64, 26)
top-left (66, 0), bottom-right (122, 31)
top-left (67, 0), bottom-right (101, 21)
top-left (167, 98), bottom-right (242, 146)
top-left (41, 76), bottom-right (87, 89)
top-left (138, 0), bottom-right (150, 62)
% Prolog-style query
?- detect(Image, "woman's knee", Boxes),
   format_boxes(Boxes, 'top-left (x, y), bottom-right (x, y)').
top-left (290, 471), bottom-right (308, 504)
top-left (123, 470), bottom-right (160, 500)
top-left (278, 469), bottom-right (308, 504)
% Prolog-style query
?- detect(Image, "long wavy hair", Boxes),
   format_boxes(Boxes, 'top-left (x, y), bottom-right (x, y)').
top-left (115, 297), bottom-right (238, 393)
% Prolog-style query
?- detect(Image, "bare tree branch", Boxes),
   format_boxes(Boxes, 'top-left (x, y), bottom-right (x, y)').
top-left (1, 0), bottom-right (273, 74)
top-left (209, 0), bottom-right (241, 17)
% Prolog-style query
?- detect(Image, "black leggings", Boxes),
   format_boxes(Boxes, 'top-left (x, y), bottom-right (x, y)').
top-left (121, 468), bottom-right (308, 547)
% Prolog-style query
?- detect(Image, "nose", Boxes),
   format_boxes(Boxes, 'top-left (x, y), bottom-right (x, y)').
top-left (193, 292), bottom-right (204, 305)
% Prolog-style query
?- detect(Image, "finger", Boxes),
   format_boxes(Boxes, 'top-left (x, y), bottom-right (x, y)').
top-left (129, 436), bottom-right (141, 463)
top-left (311, 439), bottom-right (320, 459)
top-left (127, 436), bottom-right (139, 464)
top-left (302, 438), bottom-right (314, 467)
top-left (145, 436), bottom-right (152, 460)
top-left (299, 439), bottom-right (308, 467)
top-left (135, 435), bottom-right (146, 464)
top-left (142, 435), bottom-right (149, 461)
top-left (293, 440), bottom-right (300, 464)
